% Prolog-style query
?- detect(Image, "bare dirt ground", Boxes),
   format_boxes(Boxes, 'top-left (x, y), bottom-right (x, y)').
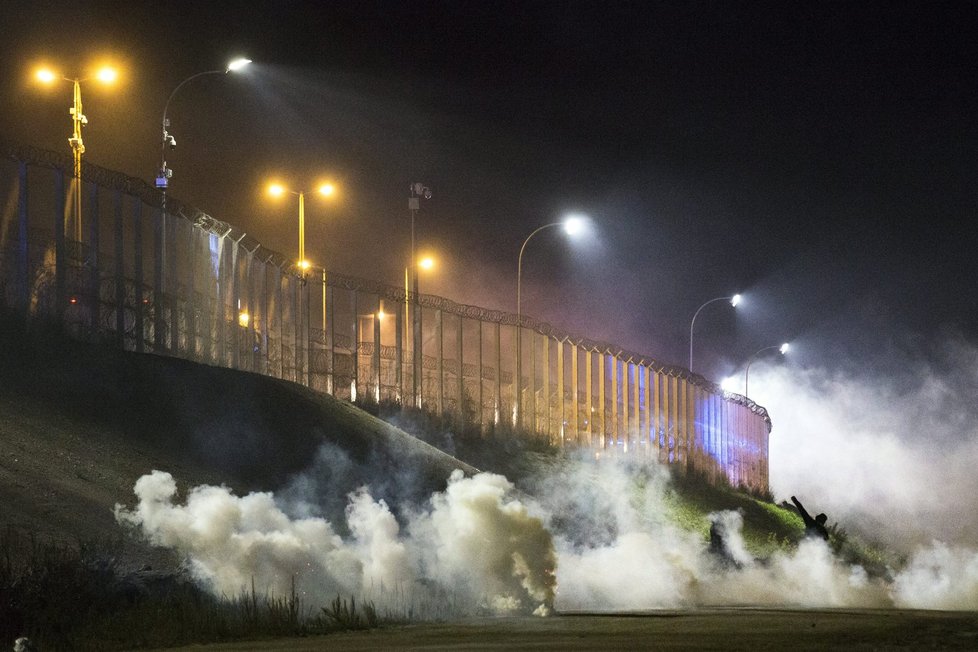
top-left (155, 609), bottom-right (978, 650)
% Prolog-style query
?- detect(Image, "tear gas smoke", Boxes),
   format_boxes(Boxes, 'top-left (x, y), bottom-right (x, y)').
top-left (117, 433), bottom-right (978, 614)
top-left (115, 469), bottom-right (555, 615)
top-left (749, 357), bottom-right (978, 550)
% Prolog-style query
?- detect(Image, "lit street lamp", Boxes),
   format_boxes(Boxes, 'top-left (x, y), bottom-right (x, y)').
top-left (157, 57), bottom-right (251, 191)
top-left (744, 342), bottom-right (789, 398)
top-left (35, 64), bottom-right (119, 242)
top-left (688, 293), bottom-right (741, 372)
top-left (267, 181), bottom-right (336, 276)
top-left (515, 214), bottom-right (588, 426)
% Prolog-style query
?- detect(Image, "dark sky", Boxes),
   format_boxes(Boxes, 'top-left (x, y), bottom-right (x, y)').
top-left (3, 0), bottom-right (976, 382)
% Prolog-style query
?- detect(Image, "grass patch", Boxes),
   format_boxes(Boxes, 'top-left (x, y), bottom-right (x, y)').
top-left (0, 530), bottom-right (400, 650)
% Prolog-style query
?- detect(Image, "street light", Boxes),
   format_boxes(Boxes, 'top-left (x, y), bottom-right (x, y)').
top-left (514, 213), bottom-right (589, 426)
top-left (408, 182), bottom-right (432, 409)
top-left (744, 342), bottom-right (789, 398)
top-left (516, 215), bottom-right (588, 319)
top-left (157, 57), bottom-right (251, 191)
top-left (35, 64), bottom-right (119, 242)
top-left (688, 293), bottom-right (741, 372)
top-left (266, 181), bottom-right (336, 276)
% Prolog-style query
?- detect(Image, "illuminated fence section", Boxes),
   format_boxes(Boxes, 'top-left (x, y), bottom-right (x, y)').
top-left (0, 141), bottom-right (772, 494)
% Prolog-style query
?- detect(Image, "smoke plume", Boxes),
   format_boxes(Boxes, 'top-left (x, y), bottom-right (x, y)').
top-left (115, 469), bottom-right (556, 615)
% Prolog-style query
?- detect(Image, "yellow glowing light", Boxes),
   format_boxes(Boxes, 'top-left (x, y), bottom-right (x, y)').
top-left (377, 309), bottom-right (386, 320)
top-left (298, 259), bottom-right (311, 270)
top-left (419, 256), bottom-right (435, 271)
top-left (318, 183), bottom-right (335, 196)
top-left (36, 68), bottom-right (57, 84)
top-left (238, 311), bottom-right (250, 328)
top-left (96, 66), bottom-right (117, 84)
top-left (268, 183), bottom-right (286, 197)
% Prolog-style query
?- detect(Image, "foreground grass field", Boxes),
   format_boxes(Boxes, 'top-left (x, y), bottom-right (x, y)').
top-left (153, 610), bottom-right (978, 651)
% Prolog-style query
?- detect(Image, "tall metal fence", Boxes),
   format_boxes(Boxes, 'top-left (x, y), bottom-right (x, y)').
top-left (0, 140), bottom-right (771, 493)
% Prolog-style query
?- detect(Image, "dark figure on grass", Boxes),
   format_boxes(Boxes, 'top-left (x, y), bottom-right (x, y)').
top-left (791, 495), bottom-right (829, 541)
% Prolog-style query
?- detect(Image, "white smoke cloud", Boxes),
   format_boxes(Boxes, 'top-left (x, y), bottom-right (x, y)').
top-left (542, 459), bottom-right (891, 611)
top-left (749, 358), bottom-right (978, 550)
top-left (115, 468), bottom-right (556, 615)
top-left (892, 542), bottom-right (978, 610)
top-left (116, 432), bottom-right (978, 615)
top-left (114, 471), bottom-right (362, 600)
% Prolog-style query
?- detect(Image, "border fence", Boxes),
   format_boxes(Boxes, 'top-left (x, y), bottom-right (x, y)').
top-left (0, 140), bottom-right (771, 493)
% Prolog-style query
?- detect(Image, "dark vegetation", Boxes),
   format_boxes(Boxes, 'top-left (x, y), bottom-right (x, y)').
top-left (0, 529), bottom-right (392, 650)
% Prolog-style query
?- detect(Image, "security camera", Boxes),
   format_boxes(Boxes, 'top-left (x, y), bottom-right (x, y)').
top-left (164, 133), bottom-right (176, 149)
top-left (423, 187), bottom-right (432, 199)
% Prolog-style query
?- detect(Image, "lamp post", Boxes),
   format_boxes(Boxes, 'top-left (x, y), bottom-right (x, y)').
top-left (514, 215), bottom-right (587, 427)
top-left (35, 65), bottom-right (118, 242)
top-left (408, 183), bottom-right (431, 409)
top-left (157, 57), bottom-right (251, 192)
top-left (267, 181), bottom-right (335, 277)
top-left (688, 293), bottom-right (741, 372)
top-left (267, 180), bottom-right (335, 389)
top-left (744, 342), bottom-right (789, 397)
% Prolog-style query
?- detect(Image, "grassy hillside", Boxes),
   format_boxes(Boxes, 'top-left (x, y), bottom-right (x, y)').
top-left (0, 316), bottom-right (475, 546)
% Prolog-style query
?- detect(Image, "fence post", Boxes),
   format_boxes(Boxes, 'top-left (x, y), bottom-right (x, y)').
top-left (436, 308), bottom-right (444, 415)
top-left (597, 351), bottom-right (606, 448)
top-left (351, 289), bottom-right (359, 399)
top-left (456, 314), bottom-right (463, 423)
top-left (585, 349), bottom-right (593, 448)
top-left (556, 339), bottom-right (564, 445)
top-left (571, 343), bottom-right (580, 445)
top-left (477, 320), bottom-right (484, 433)
top-left (494, 322), bottom-right (501, 426)
top-left (395, 289), bottom-right (403, 402)
top-left (87, 183), bottom-right (99, 337)
top-left (186, 223), bottom-right (197, 359)
top-left (326, 284), bottom-right (334, 394)
top-left (54, 169), bottom-right (66, 323)
top-left (16, 162), bottom-right (28, 315)
top-left (153, 207), bottom-right (165, 351)
top-left (372, 298), bottom-right (381, 402)
top-left (113, 190), bottom-right (125, 347)
top-left (621, 358), bottom-right (629, 453)
top-left (632, 361), bottom-right (640, 454)
top-left (540, 335), bottom-right (554, 442)
top-left (166, 210), bottom-right (179, 354)
top-left (133, 201), bottom-right (144, 353)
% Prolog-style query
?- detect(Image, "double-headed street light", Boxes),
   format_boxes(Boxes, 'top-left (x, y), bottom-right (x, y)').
top-left (688, 293), bottom-right (742, 372)
top-left (514, 214), bottom-right (589, 427)
top-left (157, 57), bottom-right (251, 191)
top-left (267, 181), bottom-right (336, 276)
top-left (35, 64), bottom-right (119, 242)
top-left (745, 342), bottom-right (789, 397)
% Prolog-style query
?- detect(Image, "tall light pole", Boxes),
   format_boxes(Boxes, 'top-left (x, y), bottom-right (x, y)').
top-left (35, 65), bottom-right (118, 243)
top-left (267, 181), bottom-right (335, 277)
top-left (689, 293), bottom-right (741, 372)
top-left (408, 183), bottom-right (431, 409)
top-left (744, 342), bottom-right (789, 397)
top-left (156, 57), bottom-right (251, 192)
top-left (514, 215), bottom-right (587, 427)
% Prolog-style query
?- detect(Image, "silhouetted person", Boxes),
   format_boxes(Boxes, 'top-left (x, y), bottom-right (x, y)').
top-left (791, 495), bottom-right (829, 541)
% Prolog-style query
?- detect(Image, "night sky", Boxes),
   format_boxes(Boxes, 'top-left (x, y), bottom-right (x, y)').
top-left (3, 0), bottom-right (976, 385)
